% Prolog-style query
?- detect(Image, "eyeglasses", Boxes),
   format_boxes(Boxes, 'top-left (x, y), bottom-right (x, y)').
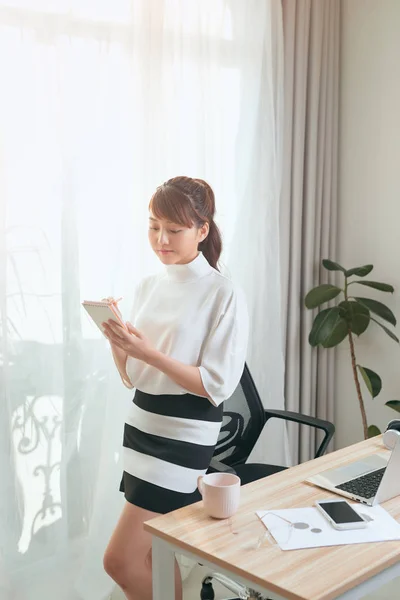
top-left (227, 511), bottom-right (325, 551)
top-left (255, 512), bottom-right (324, 548)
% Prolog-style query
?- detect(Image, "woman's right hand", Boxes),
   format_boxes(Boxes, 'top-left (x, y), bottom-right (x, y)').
top-left (109, 337), bottom-right (127, 358)
top-left (102, 299), bottom-right (120, 350)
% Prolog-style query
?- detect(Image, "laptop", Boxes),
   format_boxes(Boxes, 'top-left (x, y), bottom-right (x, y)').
top-left (306, 436), bottom-right (400, 506)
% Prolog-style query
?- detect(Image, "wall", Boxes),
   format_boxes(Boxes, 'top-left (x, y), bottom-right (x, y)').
top-left (336, 0), bottom-right (400, 448)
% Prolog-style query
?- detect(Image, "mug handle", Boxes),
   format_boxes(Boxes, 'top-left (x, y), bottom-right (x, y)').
top-left (197, 475), bottom-right (204, 496)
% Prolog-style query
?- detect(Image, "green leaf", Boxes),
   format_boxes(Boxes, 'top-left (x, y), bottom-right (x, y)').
top-left (305, 284), bottom-right (342, 309)
top-left (345, 264), bottom-right (373, 278)
top-left (370, 317), bottom-right (399, 343)
top-left (321, 312), bottom-right (348, 348)
top-left (339, 300), bottom-right (370, 336)
top-left (322, 259), bottom-right (346, 273)
top-left (357, 366), bottom-right (382, 397)
top-left (368, 425), bottom-right (381, 438)
top-left (352, 281), bottom-right (394, 293)
top-left (385, 401), bottom-right (400, 414)
top-left (309, 308), bottom-right (335, 346)
top-left (309, 307), bottom-right (347, 347)
top-left (354, 297), bottom-right (396, 327)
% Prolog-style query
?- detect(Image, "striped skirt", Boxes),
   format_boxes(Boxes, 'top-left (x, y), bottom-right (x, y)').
top-left (120, 390), bottom-right (223, 514)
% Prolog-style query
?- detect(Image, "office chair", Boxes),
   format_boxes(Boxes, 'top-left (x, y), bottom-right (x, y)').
top-left (199, 363), bottom-right (335, 600)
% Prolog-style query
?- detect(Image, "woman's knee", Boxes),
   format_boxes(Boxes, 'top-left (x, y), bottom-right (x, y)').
top-left (103, 549), bottom-right (131, 587)
top-left (103, 546), bottom-right (151, 590)
top-left (103, 548), bottom-right (125, 584)
top-left (103, 502), bottom-right (157, 592)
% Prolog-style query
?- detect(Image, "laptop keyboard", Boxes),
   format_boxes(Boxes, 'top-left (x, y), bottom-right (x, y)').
top-left (335, 467), bottom-right (386, 499)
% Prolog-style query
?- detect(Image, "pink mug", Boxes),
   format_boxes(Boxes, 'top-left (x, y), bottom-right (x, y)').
top-left (197, 472), bottom-right (241, 519)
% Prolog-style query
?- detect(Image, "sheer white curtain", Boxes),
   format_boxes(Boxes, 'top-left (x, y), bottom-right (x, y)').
top-left (0, 1), bottom-right (284, 599)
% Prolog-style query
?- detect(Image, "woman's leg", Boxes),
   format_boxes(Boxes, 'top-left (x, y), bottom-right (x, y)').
top-left (103, 502), bottom-right (182, 600)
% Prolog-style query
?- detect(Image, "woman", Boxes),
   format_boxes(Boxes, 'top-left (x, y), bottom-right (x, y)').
top-left (102, 176), bottom-right (248, 600)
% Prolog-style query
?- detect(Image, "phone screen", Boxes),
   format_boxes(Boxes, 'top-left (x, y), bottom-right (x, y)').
top-left (319, 501), bottom-right (364, 523)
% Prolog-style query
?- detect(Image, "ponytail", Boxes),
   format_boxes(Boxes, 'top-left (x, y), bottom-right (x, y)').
top-left (199, 219), bottom-right (222, 271)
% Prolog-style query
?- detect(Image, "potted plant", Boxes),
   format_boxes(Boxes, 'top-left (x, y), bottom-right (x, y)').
top-left (305, 260), bottom-right (399, 439)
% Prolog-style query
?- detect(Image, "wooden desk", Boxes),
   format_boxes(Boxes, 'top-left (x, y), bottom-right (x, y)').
top-left (144, 437), bottom-right (400, 600)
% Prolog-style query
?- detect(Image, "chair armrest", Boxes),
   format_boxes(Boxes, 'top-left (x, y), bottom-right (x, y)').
top-left (208, 458), bottom-right (237, 474)
top-left (264, 409), bottom-right (335, 458)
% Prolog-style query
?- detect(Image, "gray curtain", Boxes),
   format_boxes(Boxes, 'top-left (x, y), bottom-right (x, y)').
top-left (280, 0), bottom-right (340, 462)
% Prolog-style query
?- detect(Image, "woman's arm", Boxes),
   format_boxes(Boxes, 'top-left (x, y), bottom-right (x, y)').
top-left (146, 349), bottom-right (208, 398)
top-left (110, 342), bottom-right (134, 389)
top-left (101, 296), bottom-right (134, 389)
top-left (103, 321), bottom-right (208, 397)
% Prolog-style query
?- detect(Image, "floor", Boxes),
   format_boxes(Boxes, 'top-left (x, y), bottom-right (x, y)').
top-left (111, 564), bottom-right (400, 599)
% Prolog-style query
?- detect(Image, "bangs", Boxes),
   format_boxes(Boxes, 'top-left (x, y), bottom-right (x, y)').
top-left (149, 186), bottom-right (194, 228)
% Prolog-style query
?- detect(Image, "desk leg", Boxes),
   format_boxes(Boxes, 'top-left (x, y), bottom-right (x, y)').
top-left (152, 536), bottom-right (176, 600)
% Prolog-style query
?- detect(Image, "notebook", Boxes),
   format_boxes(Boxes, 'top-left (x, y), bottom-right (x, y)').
top-left (82, 298), bottom-right (127, 336)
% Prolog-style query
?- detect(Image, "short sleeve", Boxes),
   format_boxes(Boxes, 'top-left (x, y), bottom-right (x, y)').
top-left (198, 286), bottom-right (249, 407)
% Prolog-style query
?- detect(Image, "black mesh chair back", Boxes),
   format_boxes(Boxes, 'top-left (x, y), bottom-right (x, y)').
top-left (213, 364), bottom-right (265, 467)
top-left (212, 362), bottom-right (335, 471)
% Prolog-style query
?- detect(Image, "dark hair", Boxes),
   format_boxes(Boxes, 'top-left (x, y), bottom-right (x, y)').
top-left (149, 176), bottom-right (222, 270)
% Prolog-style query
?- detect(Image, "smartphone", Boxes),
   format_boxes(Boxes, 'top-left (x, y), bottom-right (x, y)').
top-left (315, 499), bottom-right (368, 530)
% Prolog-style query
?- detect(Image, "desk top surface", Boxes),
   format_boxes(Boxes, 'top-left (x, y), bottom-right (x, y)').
top-left (144, 436), bottom-right (400, 600)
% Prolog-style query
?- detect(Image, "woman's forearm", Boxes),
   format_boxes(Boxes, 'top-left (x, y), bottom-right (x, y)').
top-left (146, 349), bottom-right (208, 398)
top-left (111, 344), bottom-right (133, 389)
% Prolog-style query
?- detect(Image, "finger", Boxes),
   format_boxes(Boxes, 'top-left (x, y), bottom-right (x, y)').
top-left (107, 319), bottom-right (126, 332)
top-left (104, 327), bottom-right (126, 345)
top-left (103, 331), bottom-right (123, 349)
top-left (102, 323), bottom-right (114, 337)
top-left (126, 322), bottom-right (142, 338)
top-left (108, 321), bottom-right (131, 341)
top-left (110, 339), bottom-right (126, 351)
top-left (107, 332), bottom-right (125, 347)
top-left (103, 322), bottom-right (125, 340)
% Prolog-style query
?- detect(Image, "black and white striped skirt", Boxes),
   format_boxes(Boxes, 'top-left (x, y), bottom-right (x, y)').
top-left (119, 390), bottom-right (223, 514)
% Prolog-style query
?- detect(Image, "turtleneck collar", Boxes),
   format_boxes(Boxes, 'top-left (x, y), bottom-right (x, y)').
top-left (164, 252), bottom-right (213, 283)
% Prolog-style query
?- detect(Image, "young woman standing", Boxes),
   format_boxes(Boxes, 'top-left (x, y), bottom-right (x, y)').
top-left (102, 176), bottom-right (248, 600)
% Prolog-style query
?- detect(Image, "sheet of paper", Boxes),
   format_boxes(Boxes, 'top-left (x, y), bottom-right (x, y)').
top-left (256, 505), bottom-right (400, 551)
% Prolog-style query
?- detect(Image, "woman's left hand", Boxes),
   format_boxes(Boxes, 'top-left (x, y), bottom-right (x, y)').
top-left (102, 320), bottom-right (153, 362)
